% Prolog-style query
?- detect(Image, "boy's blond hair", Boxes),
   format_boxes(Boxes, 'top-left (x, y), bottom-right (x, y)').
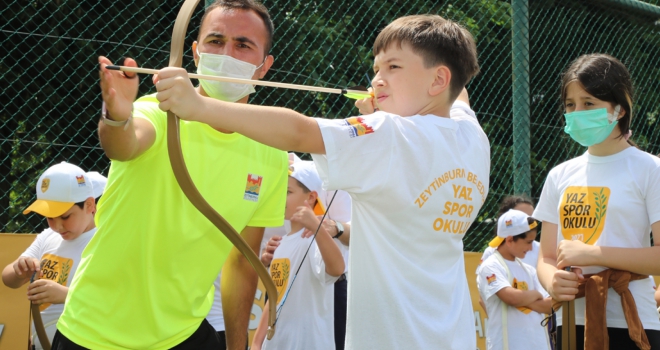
top-left (373, 15), bottom-right (479, 100)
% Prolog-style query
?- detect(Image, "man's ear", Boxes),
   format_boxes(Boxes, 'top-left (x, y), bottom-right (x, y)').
top-left (429, 65), bottom-right (451, 97)
top-left (192, 41), bottom-right (199, 67)
top-left (257, 55), bottom-right (275, 79)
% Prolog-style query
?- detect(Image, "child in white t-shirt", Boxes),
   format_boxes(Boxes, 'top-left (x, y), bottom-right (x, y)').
top-left (155, 14), bottom-right (487, 349)
top-left (1, 162), bottom-right (106, 349)
top-left (534, 54), bottom-right (660, 349)
top-left (477, 209), bottom-right (552, 350)
top-left (252, 161), bottom-right (345, 350)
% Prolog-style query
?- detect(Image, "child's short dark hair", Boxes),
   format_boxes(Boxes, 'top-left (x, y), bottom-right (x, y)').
top-left (199, 0), bottom-right (274, 55)
top-left (510, 218), bottom-right (537, 242)
top-left (498, 195), bottom-right (534, 217)
top-left (373, 15), bottom-right (480, 100)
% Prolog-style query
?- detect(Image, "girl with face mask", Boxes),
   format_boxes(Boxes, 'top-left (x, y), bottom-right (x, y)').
top-left (533, 54), bottom-right (660, 349)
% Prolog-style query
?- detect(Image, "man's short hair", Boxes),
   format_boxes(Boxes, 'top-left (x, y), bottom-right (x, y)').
top-left (199, 0), bottom-right (274, 55)
top-left (373, 15), bottom-right (479, 100)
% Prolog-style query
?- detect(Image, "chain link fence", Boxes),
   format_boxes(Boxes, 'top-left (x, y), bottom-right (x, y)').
top-left (2, 0), bottom-right (659, 251)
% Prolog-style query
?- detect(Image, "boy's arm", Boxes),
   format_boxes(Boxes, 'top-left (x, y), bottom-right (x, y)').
top-left (98, 56), bottom-right (156, 161)
top-left (251, 299), bottom-right (270, 350)
top-left (154, 68), bottom-right (326, 155)
top-left (293, 204), bottom-right (345, 276)
top-left (222, 226), bottom-right (263, 350)
top-left (527, 297), bottom-right (553, 314)
top-left (495, 287), bottom-right (543, 308)
top-left (2, 257), bottom-right (40, 288)
top-left (314, 223), bottom-right (346, 277)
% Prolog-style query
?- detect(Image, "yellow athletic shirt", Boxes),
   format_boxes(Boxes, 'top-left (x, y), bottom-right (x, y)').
top-left (58, 94), bottom-right (287, 349)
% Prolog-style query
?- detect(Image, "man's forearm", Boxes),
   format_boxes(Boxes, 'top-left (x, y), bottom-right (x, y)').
top-left (98, 119), bottom-right (140, 161)
top-left (221, 248), bottom-right (259, 350)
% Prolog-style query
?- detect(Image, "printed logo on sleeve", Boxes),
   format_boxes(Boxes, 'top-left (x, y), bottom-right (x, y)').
top-left (38, 253), bottom-right (73, 311)
top-left (486, 274), bottom-right (497, 285)
top-left (512, 278), bottom-right (532, 314)
top-left (270, 258), bottom-right (291, 305)
top-left (345, 117), bottom-right (374, 138)
top-left (243, 174), bottom-right (263, 202)
top-left (560, 186), bottom-right (610, 244)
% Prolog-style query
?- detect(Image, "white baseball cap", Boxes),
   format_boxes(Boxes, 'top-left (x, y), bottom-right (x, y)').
top-left (23, 162), bottom-right (106, 218)
top-left (86, 171), bottom-right (108, 199)
top-left (288, 160), bottom-right (326, 215)
top-left (488, 209), bottom-right (538, 248)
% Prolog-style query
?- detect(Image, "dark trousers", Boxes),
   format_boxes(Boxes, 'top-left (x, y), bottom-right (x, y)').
top-left (334, 277), bottom-right (348, 350)
top-left (557, 325), bottom-right (660, 350)
top-left (51, 319), bottom-right (221, 350)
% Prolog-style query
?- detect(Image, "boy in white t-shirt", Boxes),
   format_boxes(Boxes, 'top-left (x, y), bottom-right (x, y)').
top-left (252, 160), bottom-right (345, 350)
top-left (477, 209), bottom-right (552, 350)
top-left (1, 162), bottom-right (106, 349)
top-left (155, 14), bottom-right (488, 349)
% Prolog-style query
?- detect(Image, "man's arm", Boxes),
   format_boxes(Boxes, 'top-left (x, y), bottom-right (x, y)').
top-left (155, 67), bottom-right (326, 154)
top-left (98, 56), bottom-right (156, 161)
top-left (221, 226), bottom-right (264, 350)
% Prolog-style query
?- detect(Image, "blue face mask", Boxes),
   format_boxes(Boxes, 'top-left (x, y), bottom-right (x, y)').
top-left (563, 106), bottom-right (621, 147)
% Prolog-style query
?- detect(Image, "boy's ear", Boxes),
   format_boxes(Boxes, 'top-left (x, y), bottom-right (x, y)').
top-left (308, 191), bottom-right (319, 206)
top-left (429, 66), bottom-right (452, 97)
top-left (84, 197), bottom-right (96, 214)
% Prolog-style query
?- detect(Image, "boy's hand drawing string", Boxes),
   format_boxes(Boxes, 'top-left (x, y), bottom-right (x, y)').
top-left (106, 65), bottom-right (373, 100)
top-left (273, 191), bottom-right (338, 326)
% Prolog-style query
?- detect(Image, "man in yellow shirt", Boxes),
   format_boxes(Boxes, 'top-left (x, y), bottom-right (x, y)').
top-left (54, 1), bottom-right (287, 349)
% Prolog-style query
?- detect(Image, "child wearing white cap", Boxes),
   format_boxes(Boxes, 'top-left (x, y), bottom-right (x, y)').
top-left (1, 161), bottom-right (106, 350)
top-left (252, 160), bottom-right (345, 350)
top-left (476, 209), bottom-right (552, 350)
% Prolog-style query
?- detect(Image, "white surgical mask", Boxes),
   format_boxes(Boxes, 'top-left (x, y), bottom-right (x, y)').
top-left (196, 48), bottom-right (265, 102)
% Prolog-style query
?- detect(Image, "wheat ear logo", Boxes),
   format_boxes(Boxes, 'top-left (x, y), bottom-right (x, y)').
top-left (560, 186), bottom-right (610, 244)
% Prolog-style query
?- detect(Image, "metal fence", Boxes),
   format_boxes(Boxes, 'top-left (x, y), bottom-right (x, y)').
top-left (2, 0), bottom-right (659, 251)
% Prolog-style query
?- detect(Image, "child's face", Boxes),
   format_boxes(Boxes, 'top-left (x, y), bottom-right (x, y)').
top-left (285, 177), bottom-right (313, 220)
top-left (508, 230), bottom-right (537, 259)
top-left (46, 199), bottom-right (95, 240)
top-left (372, 42), bottom-right (438, 116)
top-left (564, 82), bottom-right (618, 115)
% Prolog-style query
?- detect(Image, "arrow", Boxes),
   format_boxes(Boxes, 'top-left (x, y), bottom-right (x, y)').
top-left (106, 65), bottom-right (372, 100)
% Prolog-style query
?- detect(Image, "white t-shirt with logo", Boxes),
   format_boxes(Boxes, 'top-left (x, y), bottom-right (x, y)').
top-left (312, 101), bottom-right (490, 349)
top-left (21, 227), bottom-right (97, 350)
top-left (207, 189), bottom-right (351, 332)
top-left (533, 147), bottom-right (660, 330)
top-left (482, 241), bottom-right (540, 268)
top-left (261, 229), bottom-right (338, 350)
top-left (477, 254), bottom-right (551, 350)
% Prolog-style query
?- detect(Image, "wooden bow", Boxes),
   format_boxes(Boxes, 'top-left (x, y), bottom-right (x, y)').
top-left (165, 0), bottom-right (277, 340)
top-left (31, 302), bottom-right (51, 350)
